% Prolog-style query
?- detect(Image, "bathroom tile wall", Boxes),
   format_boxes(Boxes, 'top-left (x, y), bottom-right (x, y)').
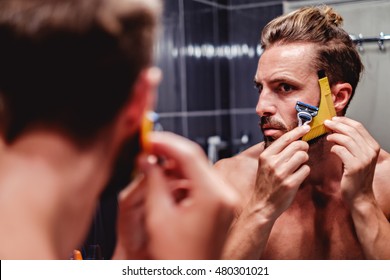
top-left (156, 0), bottom-right (283, 159)
top-left (228, 0), bottom-right (283, 154)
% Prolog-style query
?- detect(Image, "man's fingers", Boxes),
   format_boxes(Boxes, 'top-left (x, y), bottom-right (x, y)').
top-left (283, 164), bottom-right (311, 191)
top-left (143, 161), bottom-right (175, 220)
top-left (148, 132), bottom-right (208, 179)
top-left (118, 173), bottom-right (146, 209)
top-left (264, 125), bottom-right (310, 154)
top-left (148, 132), bottom-right (230, 199)
top-left (277, 140), bottom-right (309, 164)
top-left (325, 117), bottom-right (379, 150)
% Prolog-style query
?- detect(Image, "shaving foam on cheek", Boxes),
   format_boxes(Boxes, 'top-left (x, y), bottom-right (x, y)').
top-left (301, 70), bottom-right (336, 142)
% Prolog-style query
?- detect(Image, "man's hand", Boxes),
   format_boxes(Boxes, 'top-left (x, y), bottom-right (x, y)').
top-left (115, 132), bottom-right (238, 260)
top-left (252, 124), bottom-right (311, 221)
top-left (113, 174), bottom-right (150, 260)
top-left (324, 117), bottom-right (380, 205)
top-left (143, 132), bottom-right (238, 259)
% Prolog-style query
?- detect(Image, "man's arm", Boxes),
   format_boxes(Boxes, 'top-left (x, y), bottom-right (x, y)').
top-left (214, 157), bottom-right (275, 260)
top-left (349, 194), bottom-right (390, 259)
top-left (325, 117), bottom-right (390, 259)
top-left (215, 125), bottom-right (311, 259)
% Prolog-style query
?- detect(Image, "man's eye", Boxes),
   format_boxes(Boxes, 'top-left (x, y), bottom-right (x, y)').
top-left (254, 83), bottom-right (263, 93)
top-left (280, 83), bottom-right (293, 92)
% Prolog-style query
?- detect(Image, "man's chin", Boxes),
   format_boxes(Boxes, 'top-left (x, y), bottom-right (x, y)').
top-left (264, 136), bottom-right (276, 148)
top-left (306, 133), bottom-right (328, 146)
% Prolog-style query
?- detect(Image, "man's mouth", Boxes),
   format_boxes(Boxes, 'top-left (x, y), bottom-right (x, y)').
top-left (259, 118), bottom-right (288, 139)
top-left (262, 126), bottom-right (283, 137)
top-left (261, 123), bottom-right (280, 130)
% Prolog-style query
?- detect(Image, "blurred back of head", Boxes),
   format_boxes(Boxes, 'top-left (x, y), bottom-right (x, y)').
top-left (0, 0), bottom-right (162, 145)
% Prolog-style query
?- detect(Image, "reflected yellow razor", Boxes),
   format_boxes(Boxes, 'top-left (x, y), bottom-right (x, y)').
top-left (301, 70), bottom-right (336, 142)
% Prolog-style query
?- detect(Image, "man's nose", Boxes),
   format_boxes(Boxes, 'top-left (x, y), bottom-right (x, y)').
top-left (256, 89), bottom-right (277, 117)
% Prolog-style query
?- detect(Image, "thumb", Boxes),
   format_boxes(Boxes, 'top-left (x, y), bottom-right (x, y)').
top-left (141, 157), bottom-right (174, 222)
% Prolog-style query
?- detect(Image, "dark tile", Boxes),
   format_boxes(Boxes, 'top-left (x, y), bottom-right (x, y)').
top-left (187, 116), bottom-right (218, 150)
top-left (157, 116), bottom-right (184, 135)
top-left (187, 114), bottom-right (232, 160)
top-left (156, 22), bottom-right (183, 112)
top-left (183, 1), bottom-right (217, 111)
top-left (230, 113), bottom-right (263, 155)
top-left (156, 0), bottom-right (282, 152)
top-left (229, 0), bottom-right (281, 5)
top-left (229, 4), bottom-right (283, 109)
top-left (163, 0), bottom-right (179, 18)
top-left (156, 1), bottom-right (182, 113)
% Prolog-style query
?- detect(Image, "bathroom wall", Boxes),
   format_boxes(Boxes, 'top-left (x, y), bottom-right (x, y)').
top-left (227, 0), bottom-right (283, 155)
top-left (157, 0), bottom-right (284, 160)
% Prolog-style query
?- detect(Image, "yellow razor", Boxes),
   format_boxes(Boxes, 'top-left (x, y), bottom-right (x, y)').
top-left (301, 70), bottom-right (336, 142)
top-left (140, 111), bottom-right (157, 153)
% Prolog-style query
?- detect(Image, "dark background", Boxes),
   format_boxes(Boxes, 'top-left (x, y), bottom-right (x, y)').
top-left (156, 0), bottom-right (286, 158)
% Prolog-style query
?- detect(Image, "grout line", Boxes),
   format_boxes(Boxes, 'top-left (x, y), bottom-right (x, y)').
top-left (213, 4), bottom-right (222, 135)
top-left (191, 0), bottom-right (283, 10)
top-left (226, 0), bottom-right (283, 10)
top-left (191, 0), bottom-right (228, 9)
top-left (157, 108), bottom-right (256, 118)
top-left (178, 0), bottom-right (189, 137)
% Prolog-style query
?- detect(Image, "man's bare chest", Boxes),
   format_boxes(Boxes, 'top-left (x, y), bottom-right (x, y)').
top-left (261, 192), bottom-right (365, 259)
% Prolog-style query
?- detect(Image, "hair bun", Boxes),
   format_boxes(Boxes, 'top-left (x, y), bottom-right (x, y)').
top-left (323, 6), bottom-right (343, 27)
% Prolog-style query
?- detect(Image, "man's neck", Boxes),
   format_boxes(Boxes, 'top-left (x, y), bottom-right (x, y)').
top-left (304, 135), bottom-right (343, 194)
top-left (0, 131), bottom-right (116, 259)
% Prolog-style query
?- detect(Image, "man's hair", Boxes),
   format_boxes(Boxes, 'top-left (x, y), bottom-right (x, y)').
top-left (261, 5), bottom-right (363, 113)
top-left (0, 0), bottom-right (161, 144)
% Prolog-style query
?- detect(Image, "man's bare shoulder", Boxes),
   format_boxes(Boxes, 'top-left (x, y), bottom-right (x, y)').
top-left (377, 148), bottom-right (390, 164)
top-left (214, 142), bottom-right (264, 195)
top-left (375, 149), bottom-right (390, 182)
top-left (374, 149), bottom-right (390, 218)
top-left (214, 142), bottom-right (265, 173)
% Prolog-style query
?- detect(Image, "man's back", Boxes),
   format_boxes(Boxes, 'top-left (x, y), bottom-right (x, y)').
top-left (215, 142), bottom-right (390, 259)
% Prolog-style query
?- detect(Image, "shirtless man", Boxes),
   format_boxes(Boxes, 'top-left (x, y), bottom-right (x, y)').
top-left (215, 5), bottom-right (390, 259)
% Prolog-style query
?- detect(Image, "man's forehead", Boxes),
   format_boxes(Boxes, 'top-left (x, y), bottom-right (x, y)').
top-left (256, 43), bottom-right (317, 82)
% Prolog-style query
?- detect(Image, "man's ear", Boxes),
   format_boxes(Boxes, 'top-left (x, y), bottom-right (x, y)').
top-left (120, 67), bottom-right (162, 137)
top-left (331, 82), bottom-right (352, 115)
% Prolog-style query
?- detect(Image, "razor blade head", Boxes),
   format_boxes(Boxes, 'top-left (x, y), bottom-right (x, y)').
top-left (297, 112), bottom-right (312, 122)
top-left (295, 101), bottom-right (319, 117)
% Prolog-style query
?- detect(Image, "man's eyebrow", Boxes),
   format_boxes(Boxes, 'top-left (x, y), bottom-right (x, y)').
top-left (269, 78), bottom-right (290, 83)
top-left (268, 76), bottom-right (301, 85)
top-left (253, 76), bottom-right (261, 84)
